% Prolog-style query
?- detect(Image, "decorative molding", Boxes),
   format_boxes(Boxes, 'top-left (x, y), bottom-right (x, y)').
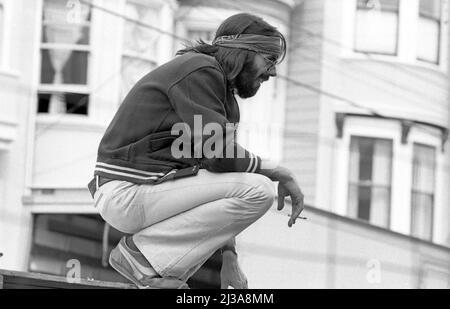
top-left (401, 120), bottom-right (414, 145)
top-left (335, 113), bottom-right (449, 153)
top-left (335, 113), bottom-right (346, 138)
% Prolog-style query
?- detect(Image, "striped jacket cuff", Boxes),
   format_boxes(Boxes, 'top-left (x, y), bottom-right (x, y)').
top-left (245, 153), bottom-right (261, 173)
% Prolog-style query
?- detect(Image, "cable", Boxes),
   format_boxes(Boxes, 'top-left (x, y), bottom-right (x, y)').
top-left (5, 2), bottom-right (448, 280)
top-left (228, 0), bottom-right (450, 91)
top-left (187, 0), bottom-right (449, 139)
top-left (30, 1), bottom-right (449, 171)
top-left (35, 0), bottom-right (448, 144)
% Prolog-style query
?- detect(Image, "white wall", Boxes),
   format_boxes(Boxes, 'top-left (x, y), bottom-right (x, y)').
top-left (0, 0), bottom-right (41, 271)
top-left (239, 206), bottom-right (450, 288)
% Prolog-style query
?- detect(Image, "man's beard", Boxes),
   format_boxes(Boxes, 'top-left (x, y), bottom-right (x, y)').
top-left (234, 62), bottom-right (262, 99)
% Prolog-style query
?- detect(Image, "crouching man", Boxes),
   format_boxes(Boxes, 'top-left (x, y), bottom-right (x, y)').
top-left (88, 13), bottom-right (304, 289)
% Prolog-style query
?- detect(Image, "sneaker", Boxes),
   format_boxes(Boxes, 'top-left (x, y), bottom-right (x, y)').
top-left (109, 237), bottom-right (189, 289)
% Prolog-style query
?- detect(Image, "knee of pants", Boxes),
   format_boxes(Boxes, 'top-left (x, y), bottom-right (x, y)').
top-left (237, 174), bottom-right (276, 219)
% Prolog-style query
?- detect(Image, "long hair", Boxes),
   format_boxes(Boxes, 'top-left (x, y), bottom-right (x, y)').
top-left (177, 13), bottom-right (287, 88)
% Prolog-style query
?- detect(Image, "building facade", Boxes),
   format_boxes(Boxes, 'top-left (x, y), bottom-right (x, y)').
top-left (0, 0), bottom-right (449, 288)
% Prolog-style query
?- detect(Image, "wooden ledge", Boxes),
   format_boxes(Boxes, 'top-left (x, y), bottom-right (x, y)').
top-left (0, 269), bottom-right (135, 289)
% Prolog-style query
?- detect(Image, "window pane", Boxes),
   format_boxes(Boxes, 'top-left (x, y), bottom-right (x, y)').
top-left (43, 0), bottom-right (91, 44)
top-left (411, 192), bottom-right (433, 240)
top-left (412, 144), bottom-right (436, 193)
top-left (357, 186), bottom-right (372, 221)
top-left (43, 0), bottom-right (91, 23)
top-left (372, 139), bottom-right (392, 185)
top-left (42, 25), bottom-right (90, 45)
top-left (348, 137), bottom-right (392, 227)
top-left (419, 0), bottom-right (441, 19)
top-left (358, 137), bottom-right (374, 181)
top-left (355, 10), bottom-right (398, 54)
top-left (40, 49), bottom-right (89, 85)
top-left (417, 18), bottom-right (440, 64)
top-left (38, 92), bottom-right (89, 115)
top-left (370, 187), bottom-right (390, 227)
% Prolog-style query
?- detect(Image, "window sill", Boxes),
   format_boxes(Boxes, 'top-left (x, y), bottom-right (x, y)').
top-left (36, 114), bottom-right (106, 133)
top-left (339, 51), bottom-right (448, 76)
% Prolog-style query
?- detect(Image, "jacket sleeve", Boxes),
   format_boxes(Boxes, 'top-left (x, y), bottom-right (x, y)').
top-left (167, 66), bottom-right (261, 173)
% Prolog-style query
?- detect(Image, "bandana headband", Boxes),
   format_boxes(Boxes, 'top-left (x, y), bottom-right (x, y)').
top-left (212, 34), bottom-right (285, 63)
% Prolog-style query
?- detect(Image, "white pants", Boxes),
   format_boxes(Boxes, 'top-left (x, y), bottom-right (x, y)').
top-left (93, 169), bottom-right (275, 282)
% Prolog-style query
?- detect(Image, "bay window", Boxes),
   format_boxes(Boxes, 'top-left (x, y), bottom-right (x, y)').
top-left (349, 0), bottom-right (448, 69)
top-left (348, 136), bottom-right (393, 228)
top-left (411, 144), bottom-right (436, 241)
top-left (354, 0), bottom-right (399, 55)
top-left (38, 0), bottom-right (91, 115)
top-left (120, 0), bottom-right (160, 101)
top-left (417, 0), bottom-right (442, 64)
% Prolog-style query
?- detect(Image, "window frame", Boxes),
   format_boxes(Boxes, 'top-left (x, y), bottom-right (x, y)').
top-left (341, 0), bottom-right (449, 73)
top-left (332, 117), bottom-right (399, 225)
top-left (37, 0), bottom-right (94, 116)
top-left (347, 135), bottom-right (394, 228)
top-left (332, 116), bottom-right (445, 244)
top-left (353, 0), bottom-right (401, 56)
top-left (416, 0), bottom-right (443, 65)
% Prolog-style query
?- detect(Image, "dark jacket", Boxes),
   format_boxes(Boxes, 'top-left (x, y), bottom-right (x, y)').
top-left (90, 52), bottom-right (261, 185)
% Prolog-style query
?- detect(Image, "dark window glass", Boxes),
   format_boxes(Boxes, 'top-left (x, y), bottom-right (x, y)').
top-left (348, 136), bottom-right (393, 228)
top-left (40, 49), bottom-right (89, 85)
top-left (38, 92), bottom-right (89, 115)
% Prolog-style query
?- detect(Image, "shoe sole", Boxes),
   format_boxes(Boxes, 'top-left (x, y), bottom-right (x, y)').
top-left (109, 243), bottom-right (189, 289)
top-left (109, 247), bottom-right (154, 289)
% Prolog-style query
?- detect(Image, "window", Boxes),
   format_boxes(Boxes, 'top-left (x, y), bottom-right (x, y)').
top-left (348, 136), bottom-right (393, 227)
top-left (29, 213), bottom-right (222, 287)
top-left (354, 0), bottom-right (400, 55)
top-left (29, 214), bottom-right (129, 282)
top-left (411, 144), bottom-right (435, 241)
top-left (38, 0), bottom-right (91, 115)
top-left (417, 0), bottom-right (442, 64)
top-left (120, 0), bottom-right (160, 101)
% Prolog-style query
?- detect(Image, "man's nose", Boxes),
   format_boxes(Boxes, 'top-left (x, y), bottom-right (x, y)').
top-left (268, 65), bottom-right (277, 77)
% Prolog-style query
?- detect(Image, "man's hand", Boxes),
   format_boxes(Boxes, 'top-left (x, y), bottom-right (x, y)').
top-left (220, 251), bottom-right (248, 289)
top-left (277, 181), bottom-right (304, 227)
top-left (259, 165), bottom-right (305, 227)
